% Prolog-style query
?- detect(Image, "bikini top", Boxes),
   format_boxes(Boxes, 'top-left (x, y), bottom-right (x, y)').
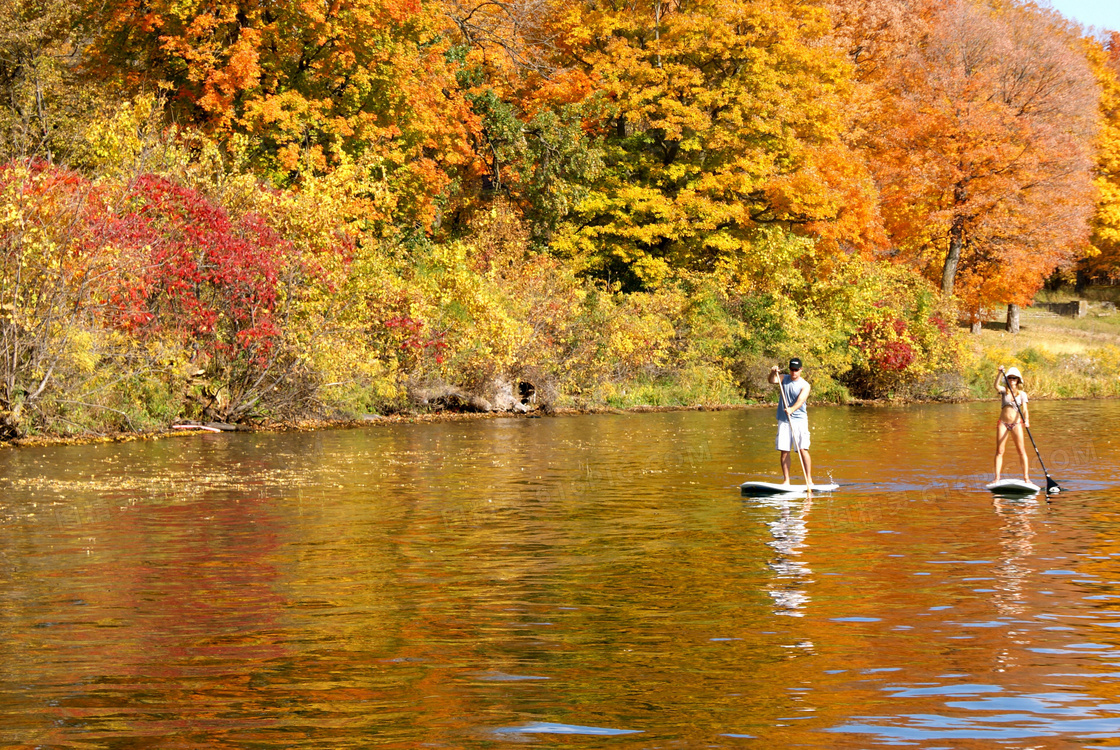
top-left (1001, 390), bottom-right (1028, 408)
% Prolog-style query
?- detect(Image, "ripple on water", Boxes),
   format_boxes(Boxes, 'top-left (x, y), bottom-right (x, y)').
top-left (493, 722), bottom-right (642, 735)
top-left (887, 684), bottom-right (1003, 698)
top-left (831, 617), bottom-right (882, 622)
top-left (832, 688), bottom-right (1120, 743)
top-left (472, 671), bottom-right (550, 681)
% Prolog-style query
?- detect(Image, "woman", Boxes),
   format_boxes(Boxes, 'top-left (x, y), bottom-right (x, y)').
top-left (994, 365), bottom-right (1031, 483)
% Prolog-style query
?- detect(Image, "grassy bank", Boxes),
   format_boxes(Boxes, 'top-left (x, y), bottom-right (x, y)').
top-left (964, 296), bottom-right (1120, 400)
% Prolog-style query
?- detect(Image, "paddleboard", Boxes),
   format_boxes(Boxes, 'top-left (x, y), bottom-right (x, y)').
top-left (985, 478), bottom-right (1040, 495)
top-left (740, 481), bottom-right (840, 496)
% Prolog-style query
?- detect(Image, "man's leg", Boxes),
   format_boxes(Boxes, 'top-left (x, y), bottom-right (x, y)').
top-left (799, 449), bottom-right (813, 486)
top-left (779, 451), bottom-right (791, 483)
top-left (790, 421), bottom-right (812, 485)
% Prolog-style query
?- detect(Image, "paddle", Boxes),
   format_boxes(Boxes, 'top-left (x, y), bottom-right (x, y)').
top-left (1001, 369), bottom-right (1061, 496)
top-left (777, 370), bottom-right (812, 494)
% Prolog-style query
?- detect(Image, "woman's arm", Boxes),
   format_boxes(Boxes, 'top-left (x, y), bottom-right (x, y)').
top-left (1021, 399), bottom-right (1030, 428)
top-left (995, 366), bottom-right (1006, 393)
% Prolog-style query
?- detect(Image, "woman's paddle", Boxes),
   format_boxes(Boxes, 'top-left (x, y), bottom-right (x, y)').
top-left (778, 372), bottom-right (812, 494)
top-left (1002, 370), bottom-right (1062, 496)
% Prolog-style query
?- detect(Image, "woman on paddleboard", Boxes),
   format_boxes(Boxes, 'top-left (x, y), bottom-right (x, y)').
top-left (994, 365), bottom-right (1031, 483)
top-left (768, 358), bottom-right (813, 486)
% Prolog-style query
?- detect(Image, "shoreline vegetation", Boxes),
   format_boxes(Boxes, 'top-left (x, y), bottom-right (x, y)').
top-left (6, 392), bottom-right (1117, 451)
top-left (6, 296), bottom-right (1119, 449)
top-left (3, 0), bottom-right (1120, 446)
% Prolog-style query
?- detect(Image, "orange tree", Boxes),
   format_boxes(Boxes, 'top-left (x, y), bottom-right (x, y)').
top-left (86, 0), bottom-right (481, 232)
top-left (863, 0), bottom-right (1097, 320)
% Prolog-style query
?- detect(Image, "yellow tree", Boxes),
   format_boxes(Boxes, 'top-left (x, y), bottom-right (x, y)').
top-left (1082, 32), bottom-right (1120, 283)
top-left (0, 0), bottom-right (105, 161)
top-left (549, 0), bottom-right (881, 288)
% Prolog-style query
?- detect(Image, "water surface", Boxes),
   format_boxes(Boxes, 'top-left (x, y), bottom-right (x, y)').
top-left (1, 400), bottom-right (1118, 748)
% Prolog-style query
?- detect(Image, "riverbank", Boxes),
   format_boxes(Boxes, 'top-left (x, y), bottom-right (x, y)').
top-left (3, 385), bottom-right (1113, 450)
top-left (0, 403), bottom-right (775, 448)
top-left (5, 294), bottom-right (1118, 450)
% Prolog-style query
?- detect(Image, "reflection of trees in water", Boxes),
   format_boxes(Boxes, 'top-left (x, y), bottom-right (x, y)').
top-left (764, 497), bottom-right (813, 617)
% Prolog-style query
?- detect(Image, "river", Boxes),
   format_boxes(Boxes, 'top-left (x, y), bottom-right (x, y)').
top-left (0, 400), bottom-right (1118, 748)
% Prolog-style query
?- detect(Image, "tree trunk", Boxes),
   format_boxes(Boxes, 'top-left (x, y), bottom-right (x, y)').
top-left (970, 319), bottom-right (982, 334)
top-left (941, 215), bottom-right (965, 297)
top-left (1006, 303), bottom-right (1020, 334)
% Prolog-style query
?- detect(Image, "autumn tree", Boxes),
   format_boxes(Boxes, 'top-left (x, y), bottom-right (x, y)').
top-left (443, 0), bottom-right (558, 72)
top-left (0, 162), bottom-right (119, 437)
top-left (825, 0), bottom-right (934, 82)
top-left (865, 0), bottom-right (1097, 320)
top-left (434, 0), bottom-right (604, 245)
top-left (86, 0), bottom-right (482, 232)
top-left (0, 0), bottom-right (103, 161)
top-left (546, 0), bottom-right (881, 289)
top-left (1081, 32), bottom-right (1120, 284)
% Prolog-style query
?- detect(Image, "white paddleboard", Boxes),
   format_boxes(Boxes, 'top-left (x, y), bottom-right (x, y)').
top-left (985, 478), bottom-right (1040, 495)
top-left (740, 481), bottom-right (840, 496)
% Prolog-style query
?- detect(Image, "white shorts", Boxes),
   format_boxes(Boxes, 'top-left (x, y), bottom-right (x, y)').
top-left (776, 421), bottom-right (810, 452)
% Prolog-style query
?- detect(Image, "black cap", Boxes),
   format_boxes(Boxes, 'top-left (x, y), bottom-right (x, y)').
top-left (789, 357), bottom-right (802, 371)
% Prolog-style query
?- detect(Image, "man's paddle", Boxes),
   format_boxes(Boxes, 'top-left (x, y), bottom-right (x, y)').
top-left (1001, 368), bottom-right (1061, 496)
top-left (777, 370), bottom-right (812, 494)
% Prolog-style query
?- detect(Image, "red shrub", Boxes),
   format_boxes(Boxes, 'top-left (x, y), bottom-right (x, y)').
top-left (851, 317), bottom-right (915, 373)
top-left (97, 174), bottom-right (296, 365)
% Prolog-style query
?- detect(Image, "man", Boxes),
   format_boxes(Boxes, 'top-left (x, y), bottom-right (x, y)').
top-left (768, 358), bottom-right (813, 486)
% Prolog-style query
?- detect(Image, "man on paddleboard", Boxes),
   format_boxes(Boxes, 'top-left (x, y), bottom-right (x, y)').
top-left (768, 358), bottom-right (813, 486)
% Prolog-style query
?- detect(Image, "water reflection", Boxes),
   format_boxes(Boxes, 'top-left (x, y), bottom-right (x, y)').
top-left (992, 494), bottom-right (1038, 617)
top-left (761, 497), bottom-right (814, 617)
top-left (0, 401), bottom-right (1118, 747)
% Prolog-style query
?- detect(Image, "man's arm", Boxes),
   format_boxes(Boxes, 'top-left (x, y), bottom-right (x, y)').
top-left (768, 365), bottom-right (780, 385)
top-left (788, 382), bottom-right (811, 413)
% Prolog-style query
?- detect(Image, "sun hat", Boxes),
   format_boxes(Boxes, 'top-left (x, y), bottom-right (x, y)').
top-left (1005, 366), bottom-right (1022, 381)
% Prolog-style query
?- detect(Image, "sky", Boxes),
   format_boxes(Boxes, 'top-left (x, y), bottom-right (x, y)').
top-left (1045, 0), bottom-right (1120, 32)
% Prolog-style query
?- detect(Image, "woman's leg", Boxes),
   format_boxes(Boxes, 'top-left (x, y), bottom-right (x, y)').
top-left (1012, 425), bottom-right (1030, 481)
top-left (994, 423), bottom-right (1010, 481)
